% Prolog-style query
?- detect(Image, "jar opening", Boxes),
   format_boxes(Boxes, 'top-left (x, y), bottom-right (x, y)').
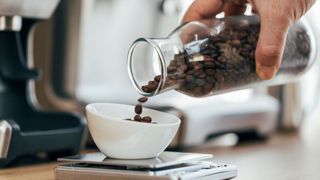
top-left (127, 38), bottom-right (167, 97)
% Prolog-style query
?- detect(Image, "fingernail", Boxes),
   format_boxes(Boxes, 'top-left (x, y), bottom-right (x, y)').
top-left (257, 66), bottom-right (277, 80)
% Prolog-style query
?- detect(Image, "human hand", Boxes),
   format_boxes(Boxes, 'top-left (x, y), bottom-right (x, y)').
top-left (182, 0), bottom-right (316, 80)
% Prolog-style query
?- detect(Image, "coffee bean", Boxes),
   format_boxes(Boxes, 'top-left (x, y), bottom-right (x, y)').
top-left (195, 79), bottom-right (205, 86)
top-left (247, 34), bottom-right (257, 43)
top-left (206, 76), bottom-right (215, 84)
top-left (193, 87), bottom-right (203, 94)
top-left (142, 85), bottom-right (151, 93)
top-left (244, 44), bottom-right (252, 50)
top-left (138, 97), bottom-right (148, 103)
top-left (178, 64), bottom-right (188, 72)
top-left (141, 81), bottom-right (158, 93)
top-left (193, 63), bottom-right (203, 70)
top-left (175, 73), bottom-right (186, 79)
top-left (148, 81), bottom-right (158, 90)
top-left (205, 69), bottom-right (215, 75)
top-left (203, 55), bottom-right (214, 61)
top-left (168, 65), bottom-right (177, 73)
top-left (230, 39), bottom-right (241, 47)
top-left (249, 51), bottom-right (255, 60)
top-left (204, 61), bottom-right (215, 68)
top-left (174, 54), bottom-right (185, 60)
top-left (185, 75), bottom-right (195, 82)
top-left (148, 80), bottom-right (158, 86)
top-left (134, 115), bottom-right (142, 121)
top-left (154, 75), bottom-right (161, 82)
top-left (141, 116), bottom-right (152, 123)
top-left (203, 83), bottom-right (213, 90)
top-left (135, 104), bottom-right (142, 114)
top-left (199, 72), bottom-right (206, 79)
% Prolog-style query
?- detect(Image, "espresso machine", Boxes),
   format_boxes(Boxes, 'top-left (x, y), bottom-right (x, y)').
top-left (0, 0), bottom-right (86, 167)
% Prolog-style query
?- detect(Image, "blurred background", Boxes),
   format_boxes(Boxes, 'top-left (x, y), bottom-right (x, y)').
top-left (31, 0), bottom-right (320, 148)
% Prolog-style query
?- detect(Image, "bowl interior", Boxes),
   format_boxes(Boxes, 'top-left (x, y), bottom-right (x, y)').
top-left (86, 103), bottom-right (180, 125)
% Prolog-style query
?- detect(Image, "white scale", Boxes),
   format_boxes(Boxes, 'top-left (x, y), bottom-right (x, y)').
top-left (55, 151), bottom-right (237, 180)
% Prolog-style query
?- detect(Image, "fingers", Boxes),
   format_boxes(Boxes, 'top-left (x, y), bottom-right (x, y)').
top-left (254, 4), bottom-right (292, 79)
top-left (182, 0), bottom-right (224, 23)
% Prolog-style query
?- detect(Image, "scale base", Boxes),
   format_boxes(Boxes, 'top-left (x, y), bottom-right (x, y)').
top-left (55, 151), bottom-right (237, 180)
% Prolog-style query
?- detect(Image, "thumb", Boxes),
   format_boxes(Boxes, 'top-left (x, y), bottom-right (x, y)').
top-left (255, 11), bottom-right (291, 80)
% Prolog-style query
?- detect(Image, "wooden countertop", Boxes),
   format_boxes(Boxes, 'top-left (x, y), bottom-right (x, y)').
top-left (1, 109), bottom-right (320, 180)
top-left (0, 162), bottom-right (57, 180)
top-left (192, 132), bottom-right (320, 180)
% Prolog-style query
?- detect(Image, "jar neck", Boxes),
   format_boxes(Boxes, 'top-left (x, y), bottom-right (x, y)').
top-left (127, 37), bottom-right (180, 97)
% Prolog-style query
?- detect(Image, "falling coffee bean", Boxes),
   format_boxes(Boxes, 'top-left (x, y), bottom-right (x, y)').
top-left (138, 97), bottom-right (148, 103)
top-left (135, 104), bottom-right (142, 114)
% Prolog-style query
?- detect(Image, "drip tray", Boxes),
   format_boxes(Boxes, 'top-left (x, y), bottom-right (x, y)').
top-left (55, 151), bottom-right (237, 180)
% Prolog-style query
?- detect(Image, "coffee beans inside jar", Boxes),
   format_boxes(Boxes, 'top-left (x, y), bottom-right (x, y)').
top-left (139, 20), bottom-right (311, 97)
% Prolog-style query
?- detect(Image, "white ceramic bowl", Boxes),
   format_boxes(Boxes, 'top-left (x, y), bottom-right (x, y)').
top-left (86, 103), bottom-right (180, 159)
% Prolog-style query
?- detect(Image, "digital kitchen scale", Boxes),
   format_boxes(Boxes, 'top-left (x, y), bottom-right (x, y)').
top-left (55, 151), bottom-right (237, 180)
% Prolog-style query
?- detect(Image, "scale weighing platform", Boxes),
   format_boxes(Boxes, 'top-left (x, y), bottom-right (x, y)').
top-left (55, 151), bottom-right (237, 180)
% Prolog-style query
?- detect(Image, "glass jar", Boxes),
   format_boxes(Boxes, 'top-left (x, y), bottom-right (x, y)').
top-left (127, 15), bottom-right (317, 97)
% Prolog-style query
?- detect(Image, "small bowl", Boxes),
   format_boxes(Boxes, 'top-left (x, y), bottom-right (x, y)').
top-left (86, 103), bottom-right (180, 159)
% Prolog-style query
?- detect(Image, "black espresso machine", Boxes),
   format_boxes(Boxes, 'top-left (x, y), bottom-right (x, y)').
top-left (0, 0), bottom-right (86, 167)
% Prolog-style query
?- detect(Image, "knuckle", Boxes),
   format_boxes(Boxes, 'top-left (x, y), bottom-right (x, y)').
top-left (258, 45), bottom-right (282, 67)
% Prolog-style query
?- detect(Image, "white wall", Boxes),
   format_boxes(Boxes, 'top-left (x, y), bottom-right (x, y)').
top-left (75, 0), bottom-right (182, 103)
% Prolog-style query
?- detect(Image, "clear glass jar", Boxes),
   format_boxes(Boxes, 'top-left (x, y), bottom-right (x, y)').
top-left (127, 15), bottom-right (317, 97)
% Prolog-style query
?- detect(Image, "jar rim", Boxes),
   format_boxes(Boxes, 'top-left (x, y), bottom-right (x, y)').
top-left (127, 37), bottom-right (167, 97)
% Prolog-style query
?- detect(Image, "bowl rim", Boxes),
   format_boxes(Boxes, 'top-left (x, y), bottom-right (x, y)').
top-left (86, 103), bottom-right (181, 127)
